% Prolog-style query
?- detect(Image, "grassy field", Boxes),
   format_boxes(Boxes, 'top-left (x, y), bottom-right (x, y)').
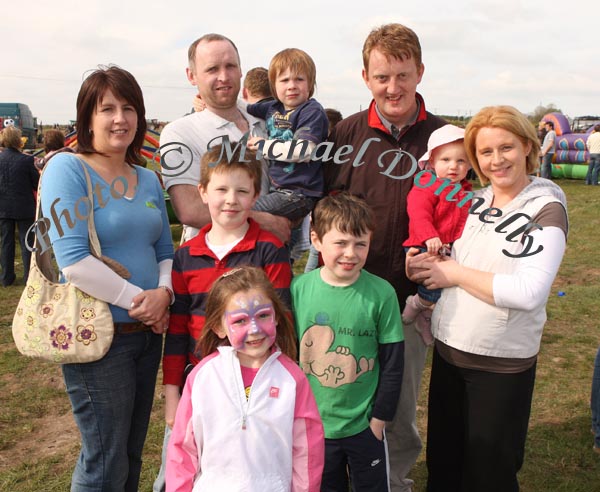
top-left (1, 180), bottom-right (599, 491)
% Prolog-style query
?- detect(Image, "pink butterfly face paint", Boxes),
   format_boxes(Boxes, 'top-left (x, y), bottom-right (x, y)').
top-left (223, 290), bottom-right (277, 351)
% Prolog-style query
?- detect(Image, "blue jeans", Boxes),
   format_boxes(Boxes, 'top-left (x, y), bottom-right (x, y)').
top-left (304, 244), bottom-right (320, 272)
top-left (586, 154), bottom-right (600, 185)
top-left (541, 153), bottom-right (554, 179)
top-left (63, 329), bottom-right (162, 492)
top-left (592, 347), bottom-right (600, 448)
top-left (0, 218), bottom-right (34, 286)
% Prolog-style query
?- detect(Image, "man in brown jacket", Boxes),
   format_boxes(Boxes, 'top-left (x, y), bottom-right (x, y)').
top-left (323, 23), bottom-right (445, 492)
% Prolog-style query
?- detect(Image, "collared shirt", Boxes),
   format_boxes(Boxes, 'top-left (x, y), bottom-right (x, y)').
top-left (374, 98), bottom-right (421, 141)
top-left (160, 102), bottom-right (268, 241)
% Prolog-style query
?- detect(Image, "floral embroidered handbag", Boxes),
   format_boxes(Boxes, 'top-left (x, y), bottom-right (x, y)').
top-left (12, 160), bottom-right (123, 363)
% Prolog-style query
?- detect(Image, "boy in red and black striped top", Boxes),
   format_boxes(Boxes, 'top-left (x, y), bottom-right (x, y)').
top-left (162, 144), bottom-right (292, 428)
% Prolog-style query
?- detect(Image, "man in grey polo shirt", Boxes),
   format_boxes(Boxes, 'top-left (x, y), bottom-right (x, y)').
top-left (154, 34), bottom-right (289, 492)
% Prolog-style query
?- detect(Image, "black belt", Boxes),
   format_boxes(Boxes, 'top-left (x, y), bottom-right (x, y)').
top-left (114, 322), bottom-right (152, 334)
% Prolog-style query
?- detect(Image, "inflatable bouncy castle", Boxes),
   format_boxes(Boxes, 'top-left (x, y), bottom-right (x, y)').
top-left (542, 113), bottom-right (600, 179)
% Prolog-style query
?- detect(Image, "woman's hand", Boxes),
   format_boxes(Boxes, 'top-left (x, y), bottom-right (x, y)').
top-left (405, 247), bottom-right (439, 283)
top-left (128, 288), bottom-right (171, 333)
top-left (148, 311), bottom-right (170, 335)
top-left (413, 257), bottom-right (459, 290)
top-left (410, 251), bottom-right (497, 305)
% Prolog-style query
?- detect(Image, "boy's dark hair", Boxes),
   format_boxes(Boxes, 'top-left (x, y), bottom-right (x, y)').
top-left (325, 108), bottom-right (343, 136)
top-left (311, 193), bottom-right (375, 240)
top-left (43, 129), bottom-right (66, 153)
top-left (545, 121), bottom-right (554, 129)
top-left (200, 144), bottom-right (261, 196)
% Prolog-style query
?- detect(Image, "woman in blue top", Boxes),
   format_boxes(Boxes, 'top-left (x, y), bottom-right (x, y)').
top-left (40, 66), bottom-right (174, 492)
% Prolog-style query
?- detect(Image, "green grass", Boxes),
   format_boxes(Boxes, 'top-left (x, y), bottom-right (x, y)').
top-left (1, 181), bottom-right (599, 491)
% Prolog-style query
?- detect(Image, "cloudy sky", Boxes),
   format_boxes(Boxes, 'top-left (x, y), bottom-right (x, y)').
top-left (3, 0), bottom-right (597, 125)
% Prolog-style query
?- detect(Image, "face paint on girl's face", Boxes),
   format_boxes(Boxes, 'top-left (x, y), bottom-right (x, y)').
top-left (223, 290), bottom-right (277, 350)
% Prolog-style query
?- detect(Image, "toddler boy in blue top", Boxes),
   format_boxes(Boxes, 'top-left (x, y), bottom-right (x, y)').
top-left (247, 48), bottom-right (329, 223)
top-left (291, 193), bottom-right (404, 492)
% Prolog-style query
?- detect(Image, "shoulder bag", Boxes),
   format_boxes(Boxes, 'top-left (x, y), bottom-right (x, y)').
top-left (12, 158), bottom-right (128, 363)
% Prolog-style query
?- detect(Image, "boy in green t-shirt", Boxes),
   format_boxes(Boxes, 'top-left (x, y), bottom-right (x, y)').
top-left (291, 193), bottom-right (404, 492)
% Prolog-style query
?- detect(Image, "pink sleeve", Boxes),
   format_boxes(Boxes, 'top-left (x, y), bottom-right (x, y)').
top-left (166, 367), bottom-right (200, 492)
top-left (280, 356), bottom-right (325, 492)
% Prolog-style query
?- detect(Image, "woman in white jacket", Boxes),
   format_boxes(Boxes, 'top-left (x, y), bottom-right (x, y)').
top-left (166, 266), bottom-right (324, 492)
top-left (408, 106), bottom-right (568, 492)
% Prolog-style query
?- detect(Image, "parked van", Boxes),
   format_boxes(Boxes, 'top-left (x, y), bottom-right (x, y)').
top-left (0, 103), bottom-right (37, 149)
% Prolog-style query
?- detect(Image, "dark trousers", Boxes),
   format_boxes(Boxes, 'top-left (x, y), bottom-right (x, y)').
top-left (0, 218), bottom-right (34, 286)
top-left (426, 347), bottom-right (536, 492)
top-left (322, 427), bottom-right (390, 492)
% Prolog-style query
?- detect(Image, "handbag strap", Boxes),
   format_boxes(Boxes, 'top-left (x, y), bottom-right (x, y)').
top-left (30, 157), bottom-right (103, 282)
top-left (78, 160), bottom-right (103, 259)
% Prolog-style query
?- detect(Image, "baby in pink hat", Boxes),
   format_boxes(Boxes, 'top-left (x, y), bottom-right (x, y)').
top-left (402, 124), bottom-right (473, 345)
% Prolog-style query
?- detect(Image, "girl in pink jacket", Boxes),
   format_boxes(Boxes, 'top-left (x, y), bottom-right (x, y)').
top-left (166, 266), bottom-right (324, 492)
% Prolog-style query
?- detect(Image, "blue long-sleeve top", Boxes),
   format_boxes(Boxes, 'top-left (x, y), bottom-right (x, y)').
top-left (40, 153), bottom-right (174, 322)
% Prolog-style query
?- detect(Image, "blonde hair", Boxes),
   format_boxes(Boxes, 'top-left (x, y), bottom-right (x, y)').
top-left (465, 105), bottom-right (539, 185)
top-left (269, 48), bottom-right (316, 100)
top-left (1, 125), bottom-right (23, 150)
top-left (198, 266), bottom-right (297, 360)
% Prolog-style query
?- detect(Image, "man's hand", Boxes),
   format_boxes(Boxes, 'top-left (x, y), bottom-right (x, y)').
top-left (250, 210), bottom-right (291, 243)
top-left (169, 184), bottom-right (212, 230)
